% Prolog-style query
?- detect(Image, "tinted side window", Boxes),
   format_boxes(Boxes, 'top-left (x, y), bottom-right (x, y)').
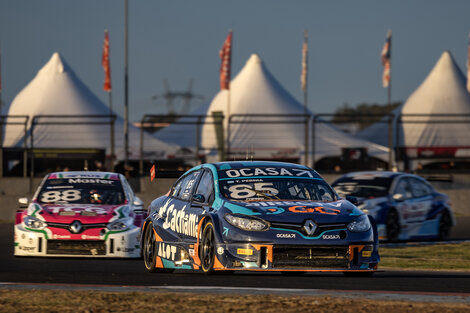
top-left (409, 178), bottom-right (432, 198)
top-left (195, 170), bottom-right (214, 204)
top-left (175, 171), bottom-right (201, 201)
top-left (394, 178), bottom-right (413, 199)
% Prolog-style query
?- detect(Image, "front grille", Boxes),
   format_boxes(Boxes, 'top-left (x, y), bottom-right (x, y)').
top-left (47, 222), bottom-right (107, 234)
top-left (270, 221), bottom-right (347, 237)
top-left (47, 240), bottom-right (106, 255)
top-left (272, 245), bottom-right (349, 269)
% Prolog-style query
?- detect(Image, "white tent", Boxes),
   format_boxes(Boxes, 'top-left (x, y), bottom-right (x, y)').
top-left (3, 52), bottom-right (178, 160)
top-left (157, 53), bottom-right (389, 164)
top-left (359, 51), bottom-right (470, 159)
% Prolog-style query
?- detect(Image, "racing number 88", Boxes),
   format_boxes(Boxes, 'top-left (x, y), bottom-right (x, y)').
top-left (40, 190), bottom-right (81, 203)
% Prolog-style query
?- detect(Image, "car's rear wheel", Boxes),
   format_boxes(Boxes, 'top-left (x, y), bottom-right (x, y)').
top-left (143, 223), bottom-right (174, 273)
top-left (438, 210), bottom-right (452, 240)
top-left (386, 209), bottom-right (400, 242)
top-left (200, 222), bottom-right (216, 274)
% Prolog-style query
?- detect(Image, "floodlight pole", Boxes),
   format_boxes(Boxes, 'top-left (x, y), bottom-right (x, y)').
top-left (302, 30), bottom-right (309, 166)
top-left (124, 0), bottom-right (129, 165)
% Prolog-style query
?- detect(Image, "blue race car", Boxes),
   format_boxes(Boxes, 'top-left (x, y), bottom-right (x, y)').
top-left (141, 161), bottom-right (379, 275)
top-left (332, 171), bottom-right (455, 242)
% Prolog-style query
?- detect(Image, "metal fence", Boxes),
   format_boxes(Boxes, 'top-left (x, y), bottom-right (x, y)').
top-left (0, 115), bottom-right (29, 177)
top-left (139, 114), bottom-right (224, 175)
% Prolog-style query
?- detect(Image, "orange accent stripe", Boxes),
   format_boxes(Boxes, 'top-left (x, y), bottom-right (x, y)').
top-left (153, 228), bottom-right (163, 242)
top-left (156, 256), bottom-right (164, 268)
top-left (192, 217), bottom-right (206, 267)
top-left (250, 244), bottom-right (273, 263)
top-left (349, 245), bottom-right (365, 261)
top-left (213, 255), bottom-right (225, 269)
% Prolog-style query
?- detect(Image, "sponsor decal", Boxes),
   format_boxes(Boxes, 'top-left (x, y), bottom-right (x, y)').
top-left (52, 234), bottom-right (71, 239)
top-left (362, 250), bottom-right (372, 257)
top-left (322, 234), bottom-right (340, 240)
top-left (157, 242), bottom-right (177, 261)
top-left (68, 178), bottom-right (114, 184)
top-left (158, 200), bottom-right (199, 238)
top-left (224, 167), bottom-right (314, 178)
top-left (19, 246), bottom-right (36, 252)
top-left (276, 233), bottom-right (296, 239)
top-left (81, 234), bottom-right (101, 240)
top-left (288, 206), bottom-right (341, 215)
top-left (217, 247), bottom-right (224, 255)
top-left (237, 248), bottom-right (253, 255)
top-left (189, 248), bottom-right (195, 256)
top-left (121, 248), bottom-right (135, 253)
top-left (47, 206), bottom-right (108, 215)
top-left (267, 207), bottom-right (284, 214)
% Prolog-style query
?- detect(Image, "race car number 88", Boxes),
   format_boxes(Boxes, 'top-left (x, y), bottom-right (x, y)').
top-left (40, 190), bottom-right (81, 203)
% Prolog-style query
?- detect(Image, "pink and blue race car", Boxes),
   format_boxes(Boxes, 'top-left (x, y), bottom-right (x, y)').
top-left (14, 171), bottom-right (146, 258)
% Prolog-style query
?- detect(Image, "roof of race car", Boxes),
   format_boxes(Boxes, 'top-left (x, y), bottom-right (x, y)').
top-left (46, 171), bottom-right (121, 180)
top-left (211, 161), bottom-right (312, 170)
top-left (340, 171), bottom-right (404, 180)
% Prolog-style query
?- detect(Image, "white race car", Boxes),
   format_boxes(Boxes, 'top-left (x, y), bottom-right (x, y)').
top-left (14, 171), bottom-right (146, 257)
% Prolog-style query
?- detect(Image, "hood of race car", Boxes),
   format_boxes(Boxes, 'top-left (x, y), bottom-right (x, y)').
top-left (27, 202), bottom-right (131, 224)
top-left (222, 199), bottom-right (363, 224)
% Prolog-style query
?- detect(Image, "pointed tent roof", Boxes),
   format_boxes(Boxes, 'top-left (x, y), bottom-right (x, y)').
top-left (197, 54), bottom-right (388, 162)
top-left (359, 51), bottom-right (470, 156)
top-left (3, 52), bottom-right (177, 160)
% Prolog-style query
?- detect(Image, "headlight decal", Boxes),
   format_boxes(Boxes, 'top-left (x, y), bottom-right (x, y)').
top-left (224, 214), bottom-right (268, 231)
top-left (347, 215), bottom-right (372, 232)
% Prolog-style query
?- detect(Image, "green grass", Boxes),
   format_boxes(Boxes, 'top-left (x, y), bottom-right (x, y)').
top-left (379, 242), bottom-right (470, 270)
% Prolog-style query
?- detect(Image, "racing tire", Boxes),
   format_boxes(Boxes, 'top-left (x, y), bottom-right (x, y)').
top-left (200, 221), bottom-right (217, 274)
top-left (386, 209), bottom-right (400, 242)
top-left (438, 210), bottom-right (452, 240)
top-left (143, 223), bottom-right (174, 273)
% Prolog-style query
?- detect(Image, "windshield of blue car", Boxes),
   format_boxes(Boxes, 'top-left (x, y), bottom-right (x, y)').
top-left (332, 177), bottom-right (392, 198)
top-left (219, 177), bottom-right (337, 201)
top-left (37, 178), bottom-right (126, 205)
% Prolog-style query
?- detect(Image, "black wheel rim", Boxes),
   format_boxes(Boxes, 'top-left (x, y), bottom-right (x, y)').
top-left (386, 210), bottom-right (400, 241)
top-left (439, 212), bottom-right (451, 239)
top-left (144, 226), bottom-right (155, 268)
top-left (201, 226), bottom-right (214, 271)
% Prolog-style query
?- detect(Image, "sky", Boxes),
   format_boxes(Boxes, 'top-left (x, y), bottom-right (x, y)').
top-left (1, 0), bottom-right (470, 122)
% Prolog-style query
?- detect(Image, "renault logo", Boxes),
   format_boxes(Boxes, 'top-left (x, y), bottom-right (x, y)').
top-left (303, 220), bottom-right (317, 236)
top-left (70, 220), bottom-right (83, 234)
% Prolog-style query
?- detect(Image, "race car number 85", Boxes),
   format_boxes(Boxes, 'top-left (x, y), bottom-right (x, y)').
top-left (40, 190), bottom-right (81, 203)
top-left (228, 183), bottom-right (278, 199)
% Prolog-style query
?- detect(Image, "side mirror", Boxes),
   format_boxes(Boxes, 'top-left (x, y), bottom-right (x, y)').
top-left (192, 194), bottom-right (206, 205)
top-left (18, 197), bottom-right (29, 208)
top-left (133, 197), bottom-right (144, 209)
top-left (393, 193), bottom-right (404, 202)
top-left (346, 195), bottom-right (358, 206)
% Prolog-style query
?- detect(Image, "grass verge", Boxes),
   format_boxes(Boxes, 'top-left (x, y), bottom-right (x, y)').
top-left (0, 290), bottom-right (469, 313)
top-left (379, 242), bottom-right (470, 270)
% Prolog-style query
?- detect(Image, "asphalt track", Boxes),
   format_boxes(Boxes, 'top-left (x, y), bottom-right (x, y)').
top-left (1, 223), bottom-right (470, 295)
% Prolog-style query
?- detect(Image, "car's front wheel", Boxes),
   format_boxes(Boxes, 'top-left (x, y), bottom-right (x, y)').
top-left (386, 209), bottom-right (400, 242)
top-left (200, 221), bottom-right (216, 274)
top-left (438, 210), bottom-right (452, 240)
top-left (143, 223), bottom-right (174, 273)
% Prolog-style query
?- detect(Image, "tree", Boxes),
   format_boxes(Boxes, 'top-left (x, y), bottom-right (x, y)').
top-left (331, 101), bottom-right (401, 130)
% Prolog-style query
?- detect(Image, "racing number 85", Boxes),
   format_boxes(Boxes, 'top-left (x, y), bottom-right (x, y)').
top-left (228, 183), bottom-right (278, 199)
